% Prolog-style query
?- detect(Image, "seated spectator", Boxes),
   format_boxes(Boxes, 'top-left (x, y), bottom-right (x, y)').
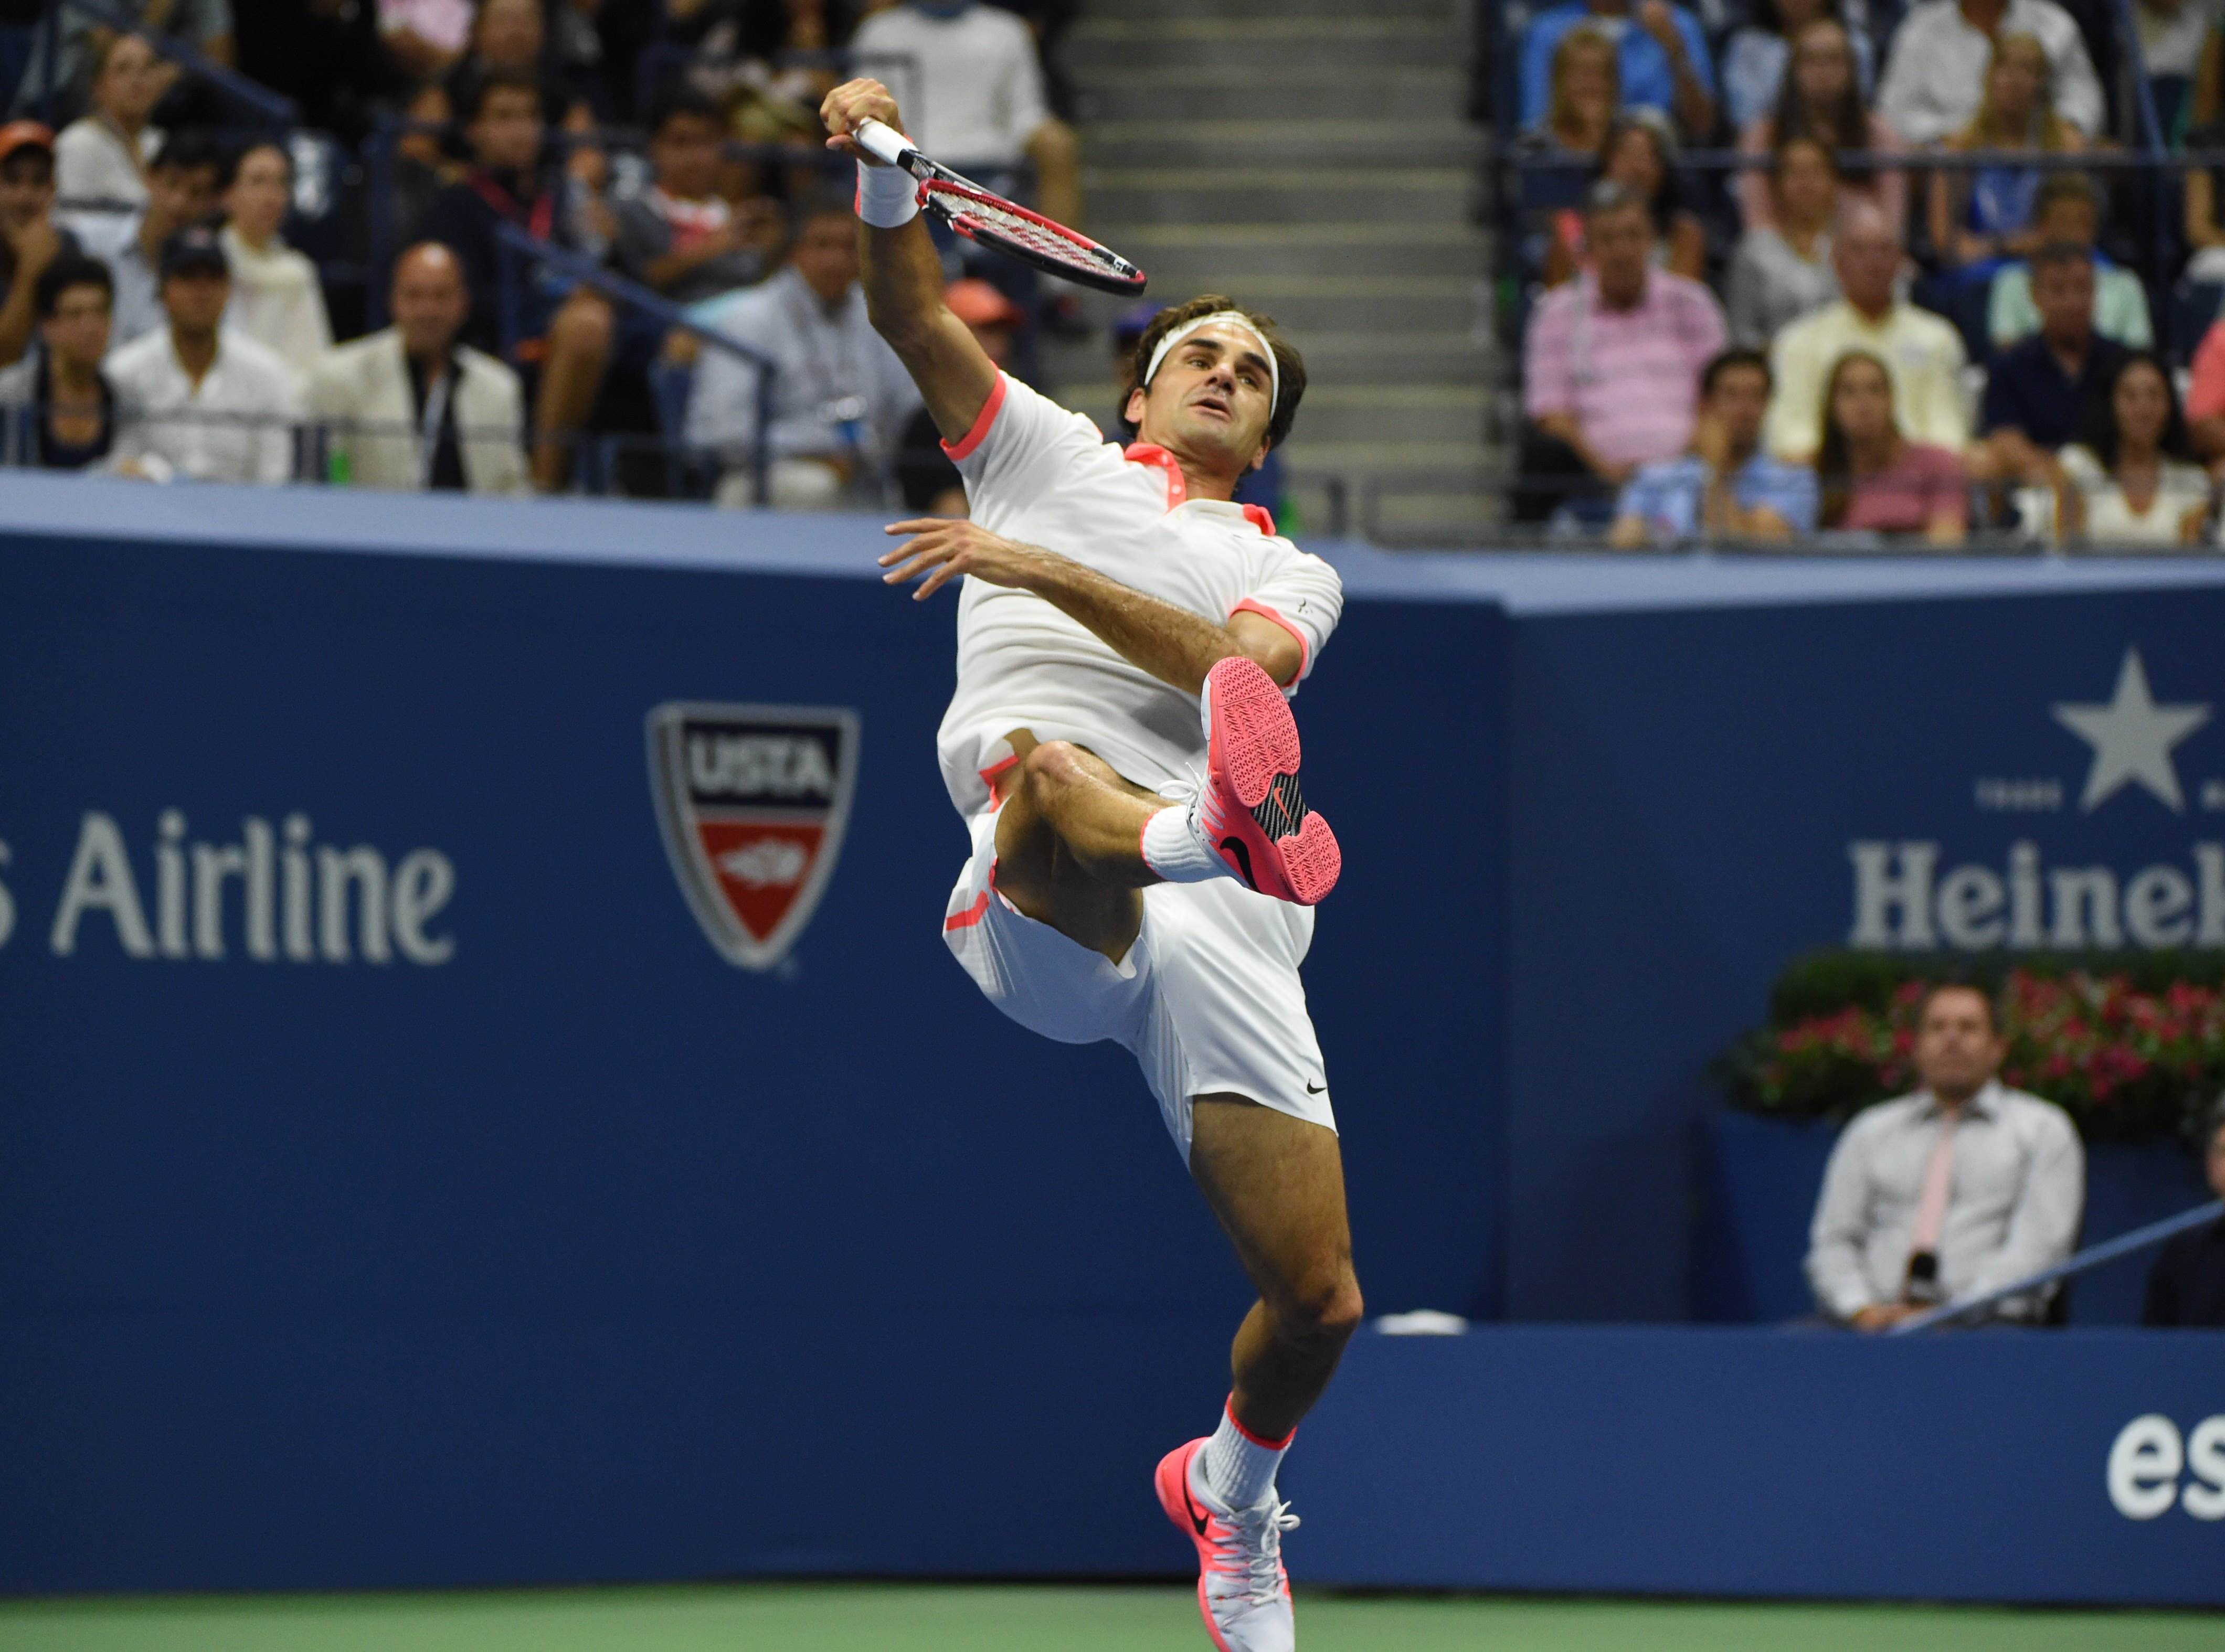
top-left (1720, 0), bottom-right (1873, 130)
top-left (612, 86), bottom-right (780, 306)
top-left (1518, 0), bottom-right (1718, 141)
top-left (684, 198), bottom-right (920, 510)
top-left (1814, 349), bottom-right (1970, 542)
top-left (1543, 111), bottom-right (1705, 286)
top-left (1609, 347), bottom-right (1818, 542)
top-left (0, 251), bottom-right (118, 468)
top-left (2142, 1097), bottom-right (2225, 1327)
top-left (12, 0), bottom-right (232, 122)
top-left (1727, 135), bottom-right (1840, 348)
top-left (1973, 242), bottom-right (2129, 488)
top-left (442, 0), bottom-right (604, 218)
top-left (1877, 0), bottom-right (2102, 146)
top-left (382, 0), bottom-right (473, 80)
top-left (1737, 19), bottom-right (1904, 231)
top-left (1766, 206), bottom-right (1968, 460)
top-left (218, 140), bottom-right (333, 376)
top-left (105, 225), bottom-right (301, 485)
top-left (308, 241), bottom-right (526, 496)
top-left (1517, 180), bottom-right (1728, 524)
top-left (673, 0), bottom-right (862, 158)
top-left (849, 0), bottom-right (1081, 233)
top-left (2135, 0), bottom-right (2219, 125)
top-left (421, 68), bottom-right (614, 493)
top-left (1806, 982), bottom-right (2082, 1328)
top-left (1523, 23), bottom-right (1619, 155)
top-left (54, 32), bottom-right (163, 214)
top-left (62, 126), bottom-right (219, 351)
top-left (0, 121), bottom-right (79, 369)
top-left (893, 277), bottom-right (1019, 517)
top-left (1926, 34), bottom-right (2083, 283)
top-left (1988, 177), bottom-right (2150, 351)
top-left (2043, 353), bottom-right (2211, 544)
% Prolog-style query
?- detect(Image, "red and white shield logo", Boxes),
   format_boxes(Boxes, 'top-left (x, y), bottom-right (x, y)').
top-left (648, 702), bottom-right (861, 969)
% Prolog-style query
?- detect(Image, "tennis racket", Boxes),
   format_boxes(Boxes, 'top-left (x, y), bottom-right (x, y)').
top-left (852, 118), bottom-right (1147, 297)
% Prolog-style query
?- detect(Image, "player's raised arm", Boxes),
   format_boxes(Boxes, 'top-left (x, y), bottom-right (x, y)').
top-left (821, 80), bottom-right (999, 444)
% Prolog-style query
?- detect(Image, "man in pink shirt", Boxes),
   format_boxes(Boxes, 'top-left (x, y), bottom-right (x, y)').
top-left (1518, 181), bottom-right (1729, 524)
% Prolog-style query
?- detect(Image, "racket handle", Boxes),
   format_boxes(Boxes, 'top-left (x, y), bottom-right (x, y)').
top-left (853, 119), bottom-right (917, 170)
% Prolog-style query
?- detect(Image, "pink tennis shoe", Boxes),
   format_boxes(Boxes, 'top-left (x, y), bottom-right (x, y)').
top-left (1199, 656), bottom-right (1341, 905)
top-left (1156, 1437), bottom-right (1300, 1651)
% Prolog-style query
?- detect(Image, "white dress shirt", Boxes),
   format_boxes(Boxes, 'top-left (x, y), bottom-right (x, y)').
top-left (847, 1), bottom-right (1050, 166)
top-left (66, 210), bottom-right (162, 347)
top-left (1806, 1079), bottom-right (2084, 1320)
top-left (685, 266), bottom-right (920, 480)
top-left (1876, 0), bottom-right (2104, 144)
top-left (105, 324), bottom-right (303, 485)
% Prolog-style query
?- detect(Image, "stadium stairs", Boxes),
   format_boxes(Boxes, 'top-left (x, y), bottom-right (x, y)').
top-left (1048, 0), bottom-right (1497, 543)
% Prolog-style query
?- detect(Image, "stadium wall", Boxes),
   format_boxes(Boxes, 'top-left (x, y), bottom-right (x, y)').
top-left (6, 478), bottom-right (2225, 1594)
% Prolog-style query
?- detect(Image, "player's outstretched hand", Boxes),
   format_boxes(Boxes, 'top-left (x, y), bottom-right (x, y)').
top-left (880, 519), bottom-right (1058, 600)
top-left (822, 80), bottom-right (905, 160)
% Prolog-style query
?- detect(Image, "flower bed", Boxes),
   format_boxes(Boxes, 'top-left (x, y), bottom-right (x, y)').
top-left (1718, 953), bottom-right (2225, 1144)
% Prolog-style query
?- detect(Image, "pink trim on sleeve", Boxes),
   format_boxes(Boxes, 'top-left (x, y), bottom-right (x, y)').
top-left (1241, 503), bottom-right (1277, 536)
top-left (941, 374), bottom-right (1010, 462)
top-left (1231, 597), bottom-right (1308, 686)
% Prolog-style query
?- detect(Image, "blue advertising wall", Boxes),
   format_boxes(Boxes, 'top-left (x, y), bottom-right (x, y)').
top-left (0, 482), bottom-right (1503, 1592)
top-left (1503, 584), bottom-right (2225, 1320)
top-left (7, 475), bottom-right (2225, 1597)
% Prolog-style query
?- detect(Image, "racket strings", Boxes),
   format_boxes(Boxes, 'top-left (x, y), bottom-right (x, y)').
top-left (933, 184), bottom-right (1132, 280)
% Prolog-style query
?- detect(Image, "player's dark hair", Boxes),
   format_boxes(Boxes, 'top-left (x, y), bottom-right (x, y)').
top-left (1701, 346), bottom-right (1771, 399)
top-left (1125, 292), bottom-right (1307, 453)
top-left (34, 249), bottom-right (111, 318)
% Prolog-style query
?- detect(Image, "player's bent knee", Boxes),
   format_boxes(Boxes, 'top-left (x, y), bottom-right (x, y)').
top-left (1019, 738), bottom-right (1087, 800)
top-left (1272, 1270), bottom-right (1364, 1350)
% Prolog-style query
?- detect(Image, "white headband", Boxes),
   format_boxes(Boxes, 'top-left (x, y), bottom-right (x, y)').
top-left (1142, 310), bottom-right (1279, 413)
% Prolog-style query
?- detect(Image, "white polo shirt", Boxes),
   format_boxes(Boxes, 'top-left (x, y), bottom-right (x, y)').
top-left (936, 372), bottom-right (1343, 818)
top-left (105, 324), bottom-right (302, 486)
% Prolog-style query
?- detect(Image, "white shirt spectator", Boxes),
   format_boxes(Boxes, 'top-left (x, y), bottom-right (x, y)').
top-left (380, 0), bottom-right (473, 56)
top-left (685, 264), bottom-right (920, 485)
top-left (220, 222), bottom-right (333, 385)
top-left (2133, 0), bottom-right (2222, 78)
top-left (306, 326), bottom-right (528, 495)
top-left (1876, 0), bottom-right (2104, 143)
top-left (106, 324), bottom-right (301, 484)
top-left (54, 115), bottom-right (161, 211)
top-left (69, 210), bottom-right (162, 347)
top-left (1806, 1079), bottom-right (2083, 1321)
top-left (847, 1), bottom-right (1049, 167)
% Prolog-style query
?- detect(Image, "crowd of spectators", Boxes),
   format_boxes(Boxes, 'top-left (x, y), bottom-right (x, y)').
top-left (0, 0), bottom-right (1076, 505)
top-left (1509, 0), bottom-right (2225, 548)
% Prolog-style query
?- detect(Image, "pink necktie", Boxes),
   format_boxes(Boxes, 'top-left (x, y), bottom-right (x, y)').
top-left (1909, 1108), bottom-right (1960, 1255)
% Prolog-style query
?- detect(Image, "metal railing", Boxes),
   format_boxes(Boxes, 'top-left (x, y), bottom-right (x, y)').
top-left (1892, 1199), bottom-right (2224, 1333)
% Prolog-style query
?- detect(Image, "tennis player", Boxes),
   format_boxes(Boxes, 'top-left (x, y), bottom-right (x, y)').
top-left (823, 80), bottom-right (1362, 1651)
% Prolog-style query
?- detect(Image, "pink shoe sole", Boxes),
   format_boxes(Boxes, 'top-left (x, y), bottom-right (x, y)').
top-left (1202, 657), bottom-right (1341, 907)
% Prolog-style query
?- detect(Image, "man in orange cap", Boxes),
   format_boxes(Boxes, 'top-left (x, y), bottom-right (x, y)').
top-left (0, 121), bottom-right (80, 370)
top-left (893, 276), bottom-right (1022, 515)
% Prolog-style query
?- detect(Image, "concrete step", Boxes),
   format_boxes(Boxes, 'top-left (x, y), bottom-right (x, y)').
top-left (1083, 119), bottom-right (1484, 171)
top-left (1106, 221), bottom-right (1486, 284)
top-left (1069, 16), bottom-right (1453, 73)
top-left (1105, 0), bottom-right (1460, 20)
top-left (1085, 166), bottom-right (1471, 226)
top-left (1077, 67), bottom-right (1466, 124)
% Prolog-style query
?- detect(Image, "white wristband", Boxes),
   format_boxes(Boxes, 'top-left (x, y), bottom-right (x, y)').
top-left (856, 159), bottom-right (921, 229)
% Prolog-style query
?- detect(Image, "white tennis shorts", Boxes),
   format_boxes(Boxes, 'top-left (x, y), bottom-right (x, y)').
top-left (941, 805), bottom-right (1336, 1158)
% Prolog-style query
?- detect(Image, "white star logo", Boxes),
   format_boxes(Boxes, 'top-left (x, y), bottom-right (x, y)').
top-left (2051, 649), bottom-right (2211, 813)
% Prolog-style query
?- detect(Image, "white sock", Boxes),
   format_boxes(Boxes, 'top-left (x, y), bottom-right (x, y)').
top-left (1201, 1398), bottom-right (1291, 1510)
top-left (1139, 800), bottom-right (1229, 883)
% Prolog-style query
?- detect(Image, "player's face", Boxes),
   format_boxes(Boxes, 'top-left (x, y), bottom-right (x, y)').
top-left (1128, 323), bottom-right (1274, 471)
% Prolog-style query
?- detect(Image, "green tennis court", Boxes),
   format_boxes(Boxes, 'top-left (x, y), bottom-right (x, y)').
top-left (1, 1584), bottom-right (2213, 1651)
